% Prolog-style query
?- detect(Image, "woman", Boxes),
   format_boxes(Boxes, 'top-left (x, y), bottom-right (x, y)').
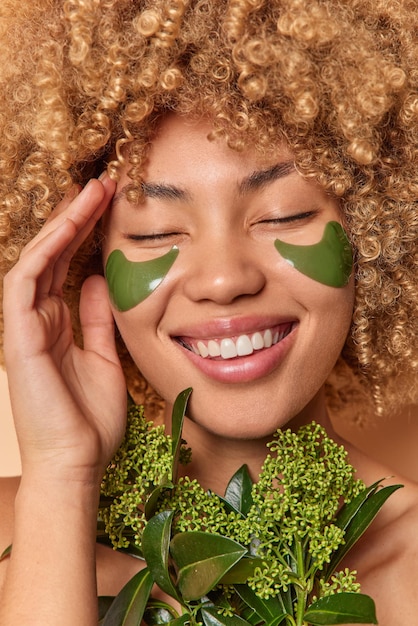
top-left (0, 1), bottom-right (417, 624)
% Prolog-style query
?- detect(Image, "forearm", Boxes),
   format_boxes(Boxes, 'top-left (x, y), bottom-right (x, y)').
top-left (0, 477), bottom-right (101, 626)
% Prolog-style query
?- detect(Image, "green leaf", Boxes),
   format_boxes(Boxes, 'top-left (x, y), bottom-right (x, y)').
top-left (144, 475), bottom-right (174, 520)
top-left (335, 481), bottom-right (381, 531)
top-left (171, 388), bottom-right (192, 483)
top-left (168, 615), bottom-right (192, 626)
top-left (121, 543), bottom-right (145, 560)
top-left (304, 592), bottom-right (377, 625)
top-left (201, 607), bottom-right (253, 626)
top-left (142, 511), bottom-right (180, 602)
top-left (102, 568), bottom-right (153, 626)
top-left (325, 484), bottom-right (402, 578)
top-left (0, 544), bottom-right (12, 561)
top-left (223, 465), bottom-right (254, 517)
top-left (233, 585), bottom-right (287, 626)
top-left (170, 531), bottom-right (247, 601)
top-left (98, 596), bottom-right (115, 621)
top-left (143, 603), bottom-right (180, 625)
top-left (219, 557), bottom-right (264, 584)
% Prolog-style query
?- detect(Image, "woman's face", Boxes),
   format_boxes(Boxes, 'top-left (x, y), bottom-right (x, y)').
top-left (102, 114), bottom-right (355, 439)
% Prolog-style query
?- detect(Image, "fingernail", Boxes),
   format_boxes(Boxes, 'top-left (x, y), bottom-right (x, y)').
top-left (98, 170), bottom-right (108, 181)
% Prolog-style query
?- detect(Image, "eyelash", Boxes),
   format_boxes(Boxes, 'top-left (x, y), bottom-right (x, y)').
top-left (260, 210), bottom-right (318, 224)
top-left (126, 231), bottom-right (180, 242)
top-left (126, 210), bottom-right (319, 241)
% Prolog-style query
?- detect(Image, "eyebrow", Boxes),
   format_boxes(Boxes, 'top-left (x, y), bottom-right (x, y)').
top-left (141, 181), bottom-right (191, 201)
top-left (112, 160), bottom-right (295, 205)
top-left (238, 161), bottom-right (295, 195)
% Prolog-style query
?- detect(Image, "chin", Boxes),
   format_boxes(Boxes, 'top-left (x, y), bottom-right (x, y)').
top-left (185, 399), bottom-right (296, 441)
top-left (180, 382), bottom-right (327, 442)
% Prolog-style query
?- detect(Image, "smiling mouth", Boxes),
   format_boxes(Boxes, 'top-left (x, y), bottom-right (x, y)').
top-left (175, 322), bottom-right (295, 360)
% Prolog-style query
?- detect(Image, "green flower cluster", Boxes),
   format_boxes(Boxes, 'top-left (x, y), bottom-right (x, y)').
top-left (234, 424), bottom-right (365, 598)
top-left (159, 476), bottom-right (240, 536)
top-left (100, 403), bottom-right (182, 549)
top-left (317, 568), bottom-right (361, 599)
top-left (100, 408), bottom-right (364, 600)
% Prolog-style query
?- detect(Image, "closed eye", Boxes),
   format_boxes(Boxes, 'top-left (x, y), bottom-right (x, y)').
top-left (260, 210), bottom-right (318, 224)
top-left (125, 231), bottom-right (181, 241)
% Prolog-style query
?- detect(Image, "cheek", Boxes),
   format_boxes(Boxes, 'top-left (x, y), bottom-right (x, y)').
top-left (308, 277), bottom-right (355, 362)
top-left (105, 247), bottom-right (179, 311)
top-left (112, 305), bottom-right (161, 381)
top-left (274, 221), bottom-right (353, 288)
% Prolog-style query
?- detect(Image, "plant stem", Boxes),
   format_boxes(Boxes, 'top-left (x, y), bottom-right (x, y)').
top-left (294, 541), bottom-right (308, 626)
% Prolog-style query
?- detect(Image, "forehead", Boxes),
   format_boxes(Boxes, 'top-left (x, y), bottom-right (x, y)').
top-left (117, 113), bottom-right (297, 198)
top-left (149, 113), bottom-right (293, 163)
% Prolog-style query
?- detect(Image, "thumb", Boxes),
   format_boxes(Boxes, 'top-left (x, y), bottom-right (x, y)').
top-left (80, 274), bottom-right (120, 365)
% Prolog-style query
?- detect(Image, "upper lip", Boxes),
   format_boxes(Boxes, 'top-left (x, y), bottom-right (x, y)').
top-left (170, 315), bottom-right (299, 341)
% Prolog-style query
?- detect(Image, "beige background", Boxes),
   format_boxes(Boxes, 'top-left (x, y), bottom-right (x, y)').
top-left (0, 367), bottom-right (417, 480)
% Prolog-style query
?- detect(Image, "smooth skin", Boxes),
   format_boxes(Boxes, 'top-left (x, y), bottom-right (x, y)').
top-left (102, 116), bottom-right (355, 466)
top-left (0, 117), bottom-right (417, 625)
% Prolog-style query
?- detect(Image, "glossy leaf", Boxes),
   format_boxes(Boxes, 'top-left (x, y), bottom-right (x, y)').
top-left (201, 607), bottom-right (253, 626)
top-left (142, 510), bottom-right (180, 602)
top-left (223, 465), bottom-right (254, 517)
top-left (325, 484), bottom-right (402, 578)
top-left (169, 615), bottom-right (192, 626)
top-left (334, 482), bottom-right (381, 531)
top-left (102, 567), bottom-right (153, 626)
top-left (143, 603), bottom-right (179, 625)
top-left (171, 388), bottom-right (192, 483)
top-left (170, 531), bottom-right (247, 601)
top-left (144, 475), bottom-right (174, 520)
top-left (233, 584), bottom-right (287, 626)
top-left (0, 544), bottom-right (11, 561)
top-left (219, 557), bottom-right (264, 584)
top-left (304, 592), bottom-right (377, 625)
top-left (122, 543), bottom-right (145, 560)
top-left (98, 596), bottom-right (115, 621)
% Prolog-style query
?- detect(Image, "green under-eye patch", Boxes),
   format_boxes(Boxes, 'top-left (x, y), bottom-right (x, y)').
top-left (274, 221), bottom-right (353, 287)
top-left (105, 247), bottom-right (179, 311)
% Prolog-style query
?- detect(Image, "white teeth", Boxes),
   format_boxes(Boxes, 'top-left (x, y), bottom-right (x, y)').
top-left (251, 332), bottom-right (264, 350)
top-left (197, 341), bottom-right (209, 358)
top-left (236, 335), bottom-right (254, 356)
top-left (208, 339), bottom-right (221, 357)
top-left (263, 329), bottom-right (273, 348)
top-left (220, 338), bottom-right (238, 359)
top-left (190, 325), bottom-right (292, 359)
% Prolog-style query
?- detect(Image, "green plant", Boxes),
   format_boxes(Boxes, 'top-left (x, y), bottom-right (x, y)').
top-left (97, 389), bottom-right (401, 626)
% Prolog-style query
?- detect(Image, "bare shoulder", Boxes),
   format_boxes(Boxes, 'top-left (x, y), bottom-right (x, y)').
top-left (0, 476), bottom-right (20, 586)
top-left (343, 477), bottom-right (418, 625)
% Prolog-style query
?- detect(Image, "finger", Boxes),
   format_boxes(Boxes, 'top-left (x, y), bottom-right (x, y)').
top-left (48, 176), bottom-right (116, 296)
top-left (20, 175), bottom-right (113, 260)
top-left (5, 176), bottom-right (111, 310)
top-left (31, 176), bottom-right (114, 299)
top-left (3, 217), bottom-right (80, 317)
top-left (80, 275), bottom-right (121, 366)
top-left (44, 184), bottom-right (82, 223)
top-left (20, 185), bottom-right (81, 259)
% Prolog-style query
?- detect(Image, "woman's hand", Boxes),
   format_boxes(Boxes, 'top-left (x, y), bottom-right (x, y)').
top-left (3, 175), bottom-right (127, 487)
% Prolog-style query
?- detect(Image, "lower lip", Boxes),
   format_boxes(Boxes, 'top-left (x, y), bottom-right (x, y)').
top-left (176, 326), bottom-right (297, 384)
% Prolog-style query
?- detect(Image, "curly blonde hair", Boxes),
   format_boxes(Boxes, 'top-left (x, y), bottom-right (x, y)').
top-left (0, 0), bottom-right (417, 418)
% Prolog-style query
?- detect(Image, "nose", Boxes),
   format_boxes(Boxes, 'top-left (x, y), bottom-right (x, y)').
top-left (182, 234), bottom-right (266, 305)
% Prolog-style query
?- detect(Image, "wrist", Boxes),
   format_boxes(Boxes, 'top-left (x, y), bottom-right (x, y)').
top-left (19, 454), bottom-right (105, 491)
top-left (16, 471), bottom-right (102, 519)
